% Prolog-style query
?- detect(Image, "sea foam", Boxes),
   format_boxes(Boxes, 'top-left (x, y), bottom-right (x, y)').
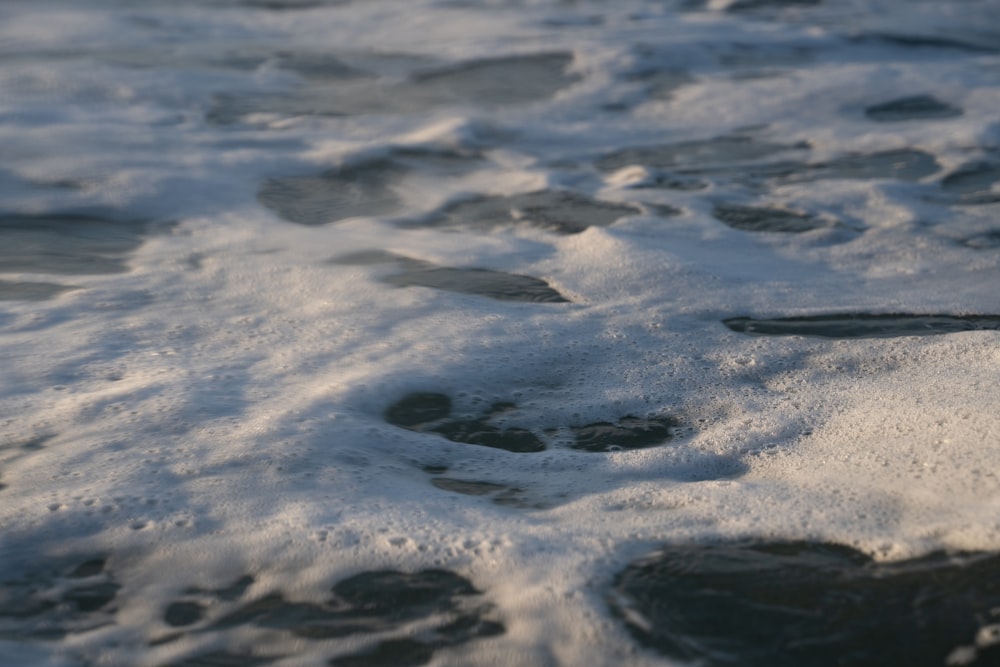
top-left (1, 0), bottom-right (999, 665)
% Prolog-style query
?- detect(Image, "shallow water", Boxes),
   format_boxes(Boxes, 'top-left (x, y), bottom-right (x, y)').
top-left (724, 314), bottom-right (1000, 338)
top-left (210, 52), bottom-right (579, 123)
top-left (335, 250), bottom-right (570, 302)
top-left (2, 0), bottom-right (1000, 665)
top-left (612, 541), bottom-right (1000, 666)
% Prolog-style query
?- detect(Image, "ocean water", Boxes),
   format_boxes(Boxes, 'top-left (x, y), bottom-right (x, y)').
top-left (1, 0), bottom-right (1000, 665)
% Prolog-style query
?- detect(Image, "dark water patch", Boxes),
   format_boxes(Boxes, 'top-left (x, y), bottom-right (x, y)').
top-left (117, 48), bottom-right (367, 79)
top-left (385, 266), bottom-right (568, 303)
top-left (962, 231), bottom-right (1000, 249)
top-left (213, 575), bottom-right (255, 601)
top-left (68, 558), bottom-right (106, 579)
top-left (865, 95), bottom-right (962, 122)
top-left (658, 149), bottom-right (942, 188)
top-left (431, 478), bottom-right (531, 508)
top-left (156, 567), bottom-right (503, 667)
top-left (681, 159), bottom-right (807, 185)
top-left (434, 421), bottom-right (545, 453)
top-left (330, 638), bottom-right (435, 667)
top-left (0, 555), bottom-right (120, 639)
top-left (208, 88), bottom-right (386, 124)
top-left (0, 435), bottom-right (55, 489)
top-left (1, 434), bottom-right (54, 452)
top-left (258, 160), bottom-right (405, 226)
top-left (202, 0), bottom-right (349, 9)
top-left (166, 652), bottom-right (275, 667)
top-left (269, 51), bottom-right (369, 82)
top-left (598, 135), bottom-right (807, 172)
top-left (165, 601), bottom-right (206, 627)
top-left (954, 193), bottom-right (1000, 206)
top-left (210, 52), bottom-right (576, 123)
top-left (717, 47), bottom-right (816, 72)
top-left (541, 14), bottom-right (605, 28)
top-left (186, 571), bottom-right (501, 666)
top-left (62, 582), bottom-right (121, 613)
top-left (330, 617), bottom-right (503, 666)
top-left (610, 541), bottom-right (1000, 667)
top-left (647, 202), bottom-right (685, 217)
top-left (411, 52), bottom-right (578, 107)
top-left (726, 0), bottom-right (821, 11)
top-left (426, 190), bottom-right (641, 234)
top-left (0, 213), bottom-right (166, 275)
top-left (941, 162), bottom-right (1000, 204)
top-left (626, 67), bottom-right (693, 101)
top-left (784, 148), bottom-right (941, 183)
top-left (602, 101), bottom-right (631, 113)
top-left (385, 393), bottom-right (544, 453)
top-left (943, 162), bottom-right (1000, 194)
top-left (867, 33), bottom-right (1000, 54)
top-left (245, 0), bottom-right (327, 8)
top-left (633, 174), bottom-right (709, 191)
top-left (211, 592), bottom-right (365, 637)
top-left (386, 393), bottom-right (679, 454)
top-left (0, 280), bottom-right (76, 301)
top-left (725, 314), bottom-right (1000, 338)
top-left (259, 152), bottom-right (480, 225)
top-left (437, 613), bottom-right (505, 641)
top-left (337, 250), bottom-right (569, 302)
top-left (385, 392), bottom-right (453, 430)
top-left (648, 144), bottom-right (941, 188)
top-left (331, 569), bottom-right (478, 618)
top-left (152, 575), bottom-right (255, 645)
top-left (569, 416), bottom-right (676, 452)
top-left (333, 249), bottom-right (402, 266)
top-left (208, 91), bottom-right (308, 125)
top-left (185, 574), bottom-right (255, 602)
top-left (431, 477), bottom-right (508, 496)
top-left (712, 203), bottom-right (824, 233)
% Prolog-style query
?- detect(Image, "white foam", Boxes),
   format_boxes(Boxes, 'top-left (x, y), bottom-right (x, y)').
top-left (2, 0), bottom-right (1000, 664)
